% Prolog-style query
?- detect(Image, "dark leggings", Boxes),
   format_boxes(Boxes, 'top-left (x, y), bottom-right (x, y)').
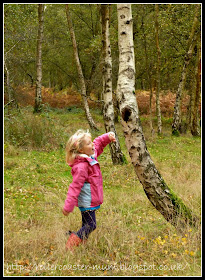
top-left (76, 210), bottom-right (97, 240)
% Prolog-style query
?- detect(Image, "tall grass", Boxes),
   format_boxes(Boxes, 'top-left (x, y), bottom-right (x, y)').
top-left (4, 107), bottom-right (69, 151)
top-left (4, 107), bottom-right (201, 276)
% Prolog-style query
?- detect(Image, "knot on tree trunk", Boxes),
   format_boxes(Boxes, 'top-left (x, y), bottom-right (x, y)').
top-left (121, 106), bottom-right (132, 122)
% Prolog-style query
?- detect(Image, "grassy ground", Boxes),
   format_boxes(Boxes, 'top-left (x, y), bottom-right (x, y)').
top-left (4, 107), bottom-right (201, 276)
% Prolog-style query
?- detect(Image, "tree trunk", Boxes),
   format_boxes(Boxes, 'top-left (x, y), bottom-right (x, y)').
top-left (4, 61), bottom-right (19, 115)
top-left (65, 4), bottom-right (98, 131)
top-left (172, 5), bottom-right (200, 135)
top-left (34, 4), bottom-right (44, 113)
top-left (191, 42), bottom-right (201, 136)
top-left (141, 7), bottom-right (154, 136)
top-left (154, 4), bottom-right (162, 135)
top-left (113, 90), bottom-right (119, 123)
top-left (101, 4), bottom-right (125, 165)
top-left (185, 88), bottom-right (194, 132)
top-left (27, 73), bottom-right (34, 87)
top-left (4, 62), bottom-right (13, 111)
top-left (116, 4), bottom-right (199, 229)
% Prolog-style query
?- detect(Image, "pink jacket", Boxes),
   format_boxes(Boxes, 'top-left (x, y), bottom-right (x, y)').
top-left (63, 133), bottom-right (111, 213)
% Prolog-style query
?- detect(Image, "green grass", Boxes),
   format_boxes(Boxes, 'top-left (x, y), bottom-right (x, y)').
top-left (4, 107), bottom-right (201, 276)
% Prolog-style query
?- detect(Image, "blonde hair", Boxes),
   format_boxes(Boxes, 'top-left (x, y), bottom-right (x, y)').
top-left (66, 129), bottom-right (92, 164)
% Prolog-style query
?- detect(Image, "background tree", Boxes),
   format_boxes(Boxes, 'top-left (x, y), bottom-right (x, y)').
top-left (65, 4), bottom-right (98, 131)
top-left (141, 5), bottom-right (154, 135)
top-left (101, 4), bottom-right (125, 164)
top-left (4, 4), bottom-right (38, 111)
top-left (191, 41), bottom-right (201, 136)
top-left (154, 4), bottom-right (162, 135)
top-left (4, 4), bottom-right (201, 132)
top-left (4, 61), bottom-right (19, 115)
top-left (172, 4), bottom-right (200, 135)
top-left (68, 4), bottom-right (103, 98)
top-left (116, 3), bottom-right (199, 230)
top-left (43, 4), bottom-right (76, 90)
top-left (34, 4), bottom-right (44, 113)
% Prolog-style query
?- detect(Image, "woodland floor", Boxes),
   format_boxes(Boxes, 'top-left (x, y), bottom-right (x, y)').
top-left (4, 85), bottom-right (201, 276)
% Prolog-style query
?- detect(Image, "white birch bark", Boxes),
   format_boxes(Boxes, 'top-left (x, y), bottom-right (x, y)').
top-left (4, 62), bottom-right (20, 114)
top-left (117, 4), bottom-right (199, 229)
top-left (101, 4), bottom-right (125, 164)
top-left (34, 4), bottom-right (44, 113)
top-left (65, 4), bottom-right (98, 131)
top-left (154, 4), bottom-right (162, 135)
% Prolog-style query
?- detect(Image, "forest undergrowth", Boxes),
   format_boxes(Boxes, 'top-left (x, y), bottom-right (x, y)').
top-left (4, 106), bottom-right (201, 276)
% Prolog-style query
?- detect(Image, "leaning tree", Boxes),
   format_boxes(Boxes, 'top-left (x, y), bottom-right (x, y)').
top-left (116, 4), bottom-right (199, 230)
top-left (65, 4), bottom-right (98, 131)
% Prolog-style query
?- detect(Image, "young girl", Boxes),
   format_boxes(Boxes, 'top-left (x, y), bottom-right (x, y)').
top-left (62, 129), bottom-right (116, 251)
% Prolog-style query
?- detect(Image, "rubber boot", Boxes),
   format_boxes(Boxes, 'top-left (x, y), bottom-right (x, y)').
top-left (65, 233), bottom-right (82, 251)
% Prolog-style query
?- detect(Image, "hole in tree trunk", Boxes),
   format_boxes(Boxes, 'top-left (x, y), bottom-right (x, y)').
top-left (122, 107), bottom-right (132, 122)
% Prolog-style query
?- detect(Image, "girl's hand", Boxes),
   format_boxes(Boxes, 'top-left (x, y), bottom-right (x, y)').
top-left (62, 208), bottom-right (70, 216)
top-left (109, 132), bottom-right (116, 142)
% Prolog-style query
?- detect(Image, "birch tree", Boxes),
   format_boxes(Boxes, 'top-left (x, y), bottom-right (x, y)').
top-left (4, 62), bottom-right (13, 112)
top-left (34, 4), bottom-right (44, 113)
top-left (172, 4), bottom-right (200, 135)
top-left (191, 41), bottom-right (201, 136)
top-left (154, 4), bottom-right (162, 135)
top-left (116, 4), bottom-right (199, 229)
top-left (65, 4), bottom-right (98, 131)
top-left (101, 4), bottom-right (125, 164)
top-left (141, 6), bottom-right (154, 136)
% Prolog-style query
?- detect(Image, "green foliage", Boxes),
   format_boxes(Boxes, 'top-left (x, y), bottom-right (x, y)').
top-left (4, 108), bottom-right (67, 150)
top-left (132, 4), bottom-right (200, 91)
top-left (4, 3), bottom-right (201, 95)
top-left (4, 4), bottom-right (38, 85)
top-left (172, 129), bottom-right (180, 137)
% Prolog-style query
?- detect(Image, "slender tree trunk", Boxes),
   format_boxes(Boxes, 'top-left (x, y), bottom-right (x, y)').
top-left (117, 4), bottom-right (199, 229)
top-left (4, 61), bottom-right (19, 115)
top-left (186, 88), bottom-right (194, 132)
top-left (34, 4), bottom-right (44, 113)
top-left (65, 4), bottom-right (98, 131)
top-left (154, 4), bottom-right (162, 135)
top-left (101, 4), bottom-right (125, 165)
top-left (172, 5), bottom-right (200, 135)
top-left (27, 73), bottom-right (34, 87)
top-left (113, 90), bottom-right (119, 123)
top-left (4, 63), bottom-right (13, 116)
top-left (191, 42), bottom-right (201, 136)
top-left (4, 62), bottom-right (13, 111)
top-left (141, 7), bottom-right (154, 136)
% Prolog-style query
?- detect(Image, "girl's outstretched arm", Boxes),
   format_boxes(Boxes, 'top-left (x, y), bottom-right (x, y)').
top-left (93, 132), bottom-right (116, 157)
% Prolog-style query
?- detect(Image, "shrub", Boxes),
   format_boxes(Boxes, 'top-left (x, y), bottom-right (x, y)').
top-left (4, 110), bottom-right (65, 151)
